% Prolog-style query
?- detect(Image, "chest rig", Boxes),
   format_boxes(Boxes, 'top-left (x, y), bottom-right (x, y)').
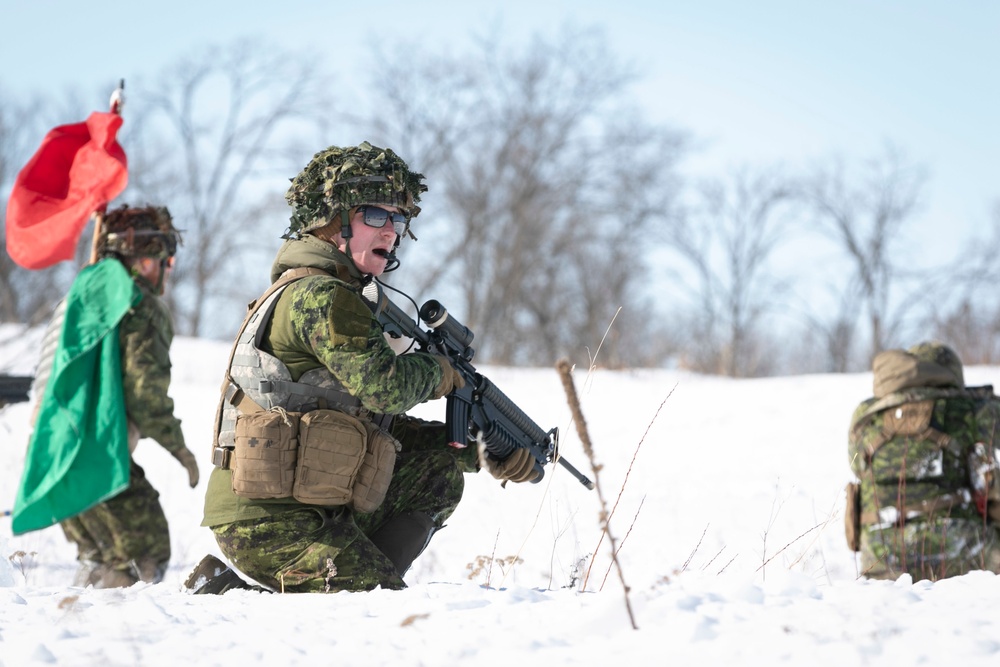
top-left (212, 267), bottom-right (387, 469)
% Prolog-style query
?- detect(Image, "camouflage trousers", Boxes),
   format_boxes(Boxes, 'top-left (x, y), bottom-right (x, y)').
top-left (60, 459), bottom-right (171, 584)
top-left (212, 447), bottom-right (466, 593)
top-left (859, 518), bottom-right (1000, 581)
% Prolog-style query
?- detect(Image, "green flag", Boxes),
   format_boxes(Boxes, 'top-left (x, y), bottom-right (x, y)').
top-left (12, 258), bottom-right (141, 534)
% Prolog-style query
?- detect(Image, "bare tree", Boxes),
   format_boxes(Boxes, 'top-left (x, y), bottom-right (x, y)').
top-left (805, 146), bottom-right (926, 364)
top-left (799, 282), bottom-right (865, 373)
top-left (923, 299), bottom-right (1000, 365)
top-left (366, 25), bottom-right (688, 366)
top-left (665, 166), bottom-right (797, 377)
top-left (0, 90), bottom-right (39, 322)
top-left (919, 200), bottom-right (1000, 363)
top-left (123, 39), bottom-right (337, 338)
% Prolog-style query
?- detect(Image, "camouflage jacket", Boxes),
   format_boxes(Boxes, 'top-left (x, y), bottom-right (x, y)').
top-left (202, 235), bottom-right (476, 527)
top-left (119, 274), bottom-right (185, 454)
top-left (262, 234), bottom-right (442, 410)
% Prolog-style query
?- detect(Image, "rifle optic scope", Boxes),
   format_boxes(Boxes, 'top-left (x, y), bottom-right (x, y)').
top-left (419, 300), bottom-right (475, 353)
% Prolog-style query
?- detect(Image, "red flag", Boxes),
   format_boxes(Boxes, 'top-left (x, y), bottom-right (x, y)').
top-left (5, 111), bottom-right (128, 270)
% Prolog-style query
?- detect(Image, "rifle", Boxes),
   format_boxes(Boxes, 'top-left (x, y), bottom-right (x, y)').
top-left (0, 374), bottom-right (33, 409)
top-left (363, 282), bottom-right (594, 490)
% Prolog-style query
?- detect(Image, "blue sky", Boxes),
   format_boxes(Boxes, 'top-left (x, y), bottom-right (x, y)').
top-left (3, 0), bottom-right (997, 260)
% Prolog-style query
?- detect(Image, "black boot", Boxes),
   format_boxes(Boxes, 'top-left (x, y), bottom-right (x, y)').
top-left (368, 511), bottom-right (438, 576)
top-left (184, 554), bottom-right (267, 595)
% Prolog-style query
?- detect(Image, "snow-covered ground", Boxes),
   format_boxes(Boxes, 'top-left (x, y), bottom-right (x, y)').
top-left (3, 324), bottom-right (1000, 666)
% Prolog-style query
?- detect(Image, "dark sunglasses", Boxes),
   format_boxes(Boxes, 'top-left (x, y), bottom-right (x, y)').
top-left (358, 206), bottom-right (408, 236)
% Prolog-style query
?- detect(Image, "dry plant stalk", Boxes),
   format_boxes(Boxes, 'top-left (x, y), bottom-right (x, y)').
top-left (682, 524), bottom-right (709, 572)
top-left (598, 496), bottom-right (645, 590)
top-left (589, 386), bottom-right (674, 589)
top-left (755, 521), bottom-right (825, 573)
top-left (487, 528), bottom-right (500, 588)
top-left (556, 357), bottom-right (637, 630)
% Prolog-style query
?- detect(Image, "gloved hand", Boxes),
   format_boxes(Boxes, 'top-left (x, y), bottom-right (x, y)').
top-left (431, 354), bottom-right (466, 400)
top-left (173, 447), bottom-right (200, 488)
top-left (479, 444), bottom-right (540, 485)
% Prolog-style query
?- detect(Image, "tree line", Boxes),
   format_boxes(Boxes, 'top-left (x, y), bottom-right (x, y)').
top-left (1, 26), bottom-right (998, 376)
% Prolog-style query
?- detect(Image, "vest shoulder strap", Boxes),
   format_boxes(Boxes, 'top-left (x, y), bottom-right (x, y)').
top-left (212, 267), bottom-right (333, 446)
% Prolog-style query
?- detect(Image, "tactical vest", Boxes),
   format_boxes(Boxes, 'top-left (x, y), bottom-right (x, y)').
top-left (212, 267), bottom-right (384, 468)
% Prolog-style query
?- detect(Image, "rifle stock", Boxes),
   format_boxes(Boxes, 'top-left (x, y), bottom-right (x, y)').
top-left (363, 282), bottom-right (593, 490)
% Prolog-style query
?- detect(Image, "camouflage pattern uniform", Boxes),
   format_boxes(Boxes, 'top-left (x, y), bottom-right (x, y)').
top-left (55, 205), bottom-right (196, 587)
top-left (849, 342), bottom-right (1000, 581)
top-left (201, 143), bottom-right (479, 593)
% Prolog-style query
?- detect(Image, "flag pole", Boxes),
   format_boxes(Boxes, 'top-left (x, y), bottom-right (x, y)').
top-left (88, 209), bottom-right (106, 265)
top-left (88, 80), bottom-right (125, 265)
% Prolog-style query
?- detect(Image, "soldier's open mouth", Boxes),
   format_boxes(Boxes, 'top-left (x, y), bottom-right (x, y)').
top-left (373, 248), bottom-right (389, 258)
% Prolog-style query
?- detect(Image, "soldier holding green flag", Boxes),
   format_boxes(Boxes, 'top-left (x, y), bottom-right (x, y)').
top-left (14, 205), bottom-right (200, 588)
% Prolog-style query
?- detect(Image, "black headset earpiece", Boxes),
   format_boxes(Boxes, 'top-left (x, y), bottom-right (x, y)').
top-left (340, 209), bottom-right (352, 239)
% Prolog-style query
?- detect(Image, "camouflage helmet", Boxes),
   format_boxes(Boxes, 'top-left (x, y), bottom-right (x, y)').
top-left (283, 141), bottom-right (427, 237)
top-left (907, 341), bottom-right (964, 388)
top-left (98, 204), bottom-right (182, 260)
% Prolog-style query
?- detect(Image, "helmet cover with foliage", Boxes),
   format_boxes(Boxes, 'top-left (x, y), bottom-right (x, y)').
top-left (283, 141), bottom-right (427, 238)
top-left (907, 341), bottom-right (964, 388)
top-left (99, 204), bottom-right (182, 261)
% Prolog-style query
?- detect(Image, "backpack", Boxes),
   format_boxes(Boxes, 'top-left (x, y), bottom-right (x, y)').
top-left (845, 362), bottom-right (1000, 551)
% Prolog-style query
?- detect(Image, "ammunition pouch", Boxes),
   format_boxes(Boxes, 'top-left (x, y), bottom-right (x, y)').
top-left (222, 407), bottom-right (398, 514)
top-left (352, 421), bottom-right (401, 514)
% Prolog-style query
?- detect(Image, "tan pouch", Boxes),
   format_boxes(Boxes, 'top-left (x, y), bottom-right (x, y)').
top-left (882, 400), bottom-right (934, 436)
top-left (232, 408), bottom-right (301, 499)
top-left (845, 481), bottom-right (861, 552)
top-left (350, 424), bottom-right (400, 514)
top-left (292, 409), bottom-right (368, 505)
